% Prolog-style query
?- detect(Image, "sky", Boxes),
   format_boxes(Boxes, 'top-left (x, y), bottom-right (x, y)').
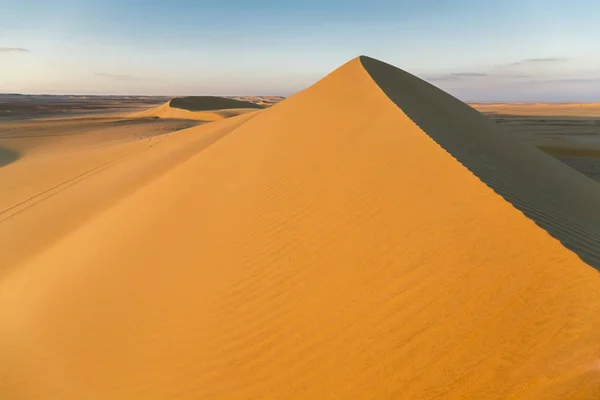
top-left (1, 0), bottom-right (599, 101)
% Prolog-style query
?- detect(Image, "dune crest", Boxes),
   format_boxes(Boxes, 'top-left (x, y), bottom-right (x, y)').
top-left (361, 56), bottom-right (600, 270)
top-left (1, 57), bottom-right (599, 399)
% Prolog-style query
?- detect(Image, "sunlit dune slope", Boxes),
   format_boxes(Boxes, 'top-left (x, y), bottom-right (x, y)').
top-left (1, 57), bottom-right (600, 400)
top-left (0, 112), bottom-right (258, 273)
top-left (131, 96), bottom-right (262, 121)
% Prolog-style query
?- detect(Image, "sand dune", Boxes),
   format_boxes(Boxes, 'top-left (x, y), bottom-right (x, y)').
top-left (0, 113), bottom-right (256, 273)
top-left (131, 96), bottom-right (263, 121)
top-left (1, 57), bottom-right (600, 399)
top-left (362, 56), bottom-right (600, 269)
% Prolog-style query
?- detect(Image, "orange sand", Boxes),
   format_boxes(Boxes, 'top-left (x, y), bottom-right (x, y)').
top-left (1, 57), bottom-right (599, 399)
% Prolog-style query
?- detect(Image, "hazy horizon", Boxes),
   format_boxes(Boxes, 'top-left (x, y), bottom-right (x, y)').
top-left (2, 93), bottom-right (599, 106)
top-left (2, 0), bottom-right (599, 102)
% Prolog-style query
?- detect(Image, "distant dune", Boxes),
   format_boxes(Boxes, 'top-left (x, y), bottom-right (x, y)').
top-left (130, 96), bottom-right (263, 121)
top-left (1, 57), bottom-right (600, 399)
top-left (170, 96), bottom-right (264, 111)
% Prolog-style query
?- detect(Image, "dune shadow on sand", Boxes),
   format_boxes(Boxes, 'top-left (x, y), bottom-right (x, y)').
top-left (361, 55), bottom-right (600, 271)
top-left (0, 147), bottom-right (20, 168)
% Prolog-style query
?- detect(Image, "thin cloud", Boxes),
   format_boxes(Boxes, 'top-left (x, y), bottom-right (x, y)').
top-left (426, 72), bottom-right (489, 81)
top-left (507, 57), bottom-right (569, 66)
top-left (94, 72), bottom-right (135, 80)
top-left (0, 47), bottom-right (30, 53)
top-left (425, 72), bottom-right (530, 82)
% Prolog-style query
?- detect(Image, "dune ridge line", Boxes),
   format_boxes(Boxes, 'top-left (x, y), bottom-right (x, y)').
top-left (360, 55), bottom-right (600, 271)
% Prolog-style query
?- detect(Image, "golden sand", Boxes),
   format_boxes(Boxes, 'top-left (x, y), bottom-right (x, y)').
top-left (1, 57), bottom-right (599, 399)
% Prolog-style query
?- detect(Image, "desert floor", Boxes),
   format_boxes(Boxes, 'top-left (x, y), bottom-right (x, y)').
top-left (1, 58), bottom-right (599, 399)
top-left (0, 94), bottom-right (169, 120)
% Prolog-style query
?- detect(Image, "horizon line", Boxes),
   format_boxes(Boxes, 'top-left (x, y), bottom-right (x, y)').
top-left (1, 92), bottom-right (598, 104)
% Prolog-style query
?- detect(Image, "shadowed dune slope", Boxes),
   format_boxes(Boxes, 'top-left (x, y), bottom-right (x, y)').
top-left (1, 57), bottom-right (600, 399)
top-left (170, 96), bottom-right (264, 111)
top-left (0, 146), bottom-right (20, 168)
top-left (361, 56), bottom-right (600, 270)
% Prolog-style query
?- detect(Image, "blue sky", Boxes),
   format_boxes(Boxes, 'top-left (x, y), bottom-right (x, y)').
top-left (1, 0), bottom-right (599, 101)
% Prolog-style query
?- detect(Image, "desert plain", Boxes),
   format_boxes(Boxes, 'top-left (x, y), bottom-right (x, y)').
top-left (1, 57), bottom-right (600, 399)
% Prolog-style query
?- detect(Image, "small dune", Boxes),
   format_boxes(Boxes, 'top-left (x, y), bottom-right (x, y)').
top-left (170, 96), bottom-right (264, 111)
top-left (130, 96), bottom-right (263, 121)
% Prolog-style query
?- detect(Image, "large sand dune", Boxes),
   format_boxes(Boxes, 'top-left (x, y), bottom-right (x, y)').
top-left (1, 57), bottom-right (600, 399)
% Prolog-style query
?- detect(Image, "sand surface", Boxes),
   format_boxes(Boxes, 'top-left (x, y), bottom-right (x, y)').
top-left (1, 57), bottom-right (600, 399)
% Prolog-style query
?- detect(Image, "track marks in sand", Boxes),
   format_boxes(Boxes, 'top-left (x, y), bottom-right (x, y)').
top-left (0, 112), bottom-right (257, 273)
top-left (0, 136), bottom-right (166, 223)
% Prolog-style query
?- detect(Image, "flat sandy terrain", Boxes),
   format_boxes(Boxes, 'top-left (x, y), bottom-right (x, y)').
top-left (472, 102), bottom-right (600, 117)
top-left (1, 58), bottom-right (600, 399)
top-left (0, 94), bottom-right (169, 120)
top-left (473, 107), bottom-right (600, 183)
